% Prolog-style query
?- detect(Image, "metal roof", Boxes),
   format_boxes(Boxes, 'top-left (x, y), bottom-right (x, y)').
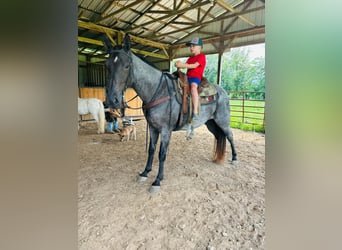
top-left (78, 0), bottom-right (265, 62)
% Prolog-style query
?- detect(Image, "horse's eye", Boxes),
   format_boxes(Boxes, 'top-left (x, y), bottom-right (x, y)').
top-left (124, 64), bottom-right (130, 70)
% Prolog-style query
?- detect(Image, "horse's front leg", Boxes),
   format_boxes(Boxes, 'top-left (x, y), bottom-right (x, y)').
top-left (149, 130), bottom-right (172, 193)
top-left (137, 128), bottom-right (159, 182)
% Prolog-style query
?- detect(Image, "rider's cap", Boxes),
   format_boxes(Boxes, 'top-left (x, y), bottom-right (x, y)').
top-left (186, 37), bottom-right (203, 47)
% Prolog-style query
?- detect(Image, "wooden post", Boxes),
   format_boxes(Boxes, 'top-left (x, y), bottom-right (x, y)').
top-left (217, 52), bottom-right (223, 85)
top-left (242, 91), bottom-right (245, 124)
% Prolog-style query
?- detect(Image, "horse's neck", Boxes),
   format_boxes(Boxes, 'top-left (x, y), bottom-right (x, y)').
top-left (131, 54), bottom-right (164, 102)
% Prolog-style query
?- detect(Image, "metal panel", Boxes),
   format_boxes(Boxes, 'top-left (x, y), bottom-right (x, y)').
top-left (78, 0), bottom-right (265, 60)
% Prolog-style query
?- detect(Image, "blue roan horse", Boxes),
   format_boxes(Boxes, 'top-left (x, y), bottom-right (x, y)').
top-left (104, 34), bottom-right (237, 192)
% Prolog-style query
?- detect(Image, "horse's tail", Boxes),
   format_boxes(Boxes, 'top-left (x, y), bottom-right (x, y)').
top-left (207, 120), bottom-right (226, 164)
top-left (97, 101), bottom-right (105, 134)
top-left (213, 134), bottom-right (226, 164)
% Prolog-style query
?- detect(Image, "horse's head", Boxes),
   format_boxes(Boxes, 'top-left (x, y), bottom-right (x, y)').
top-left (104, 34), bottom-right (132, 109)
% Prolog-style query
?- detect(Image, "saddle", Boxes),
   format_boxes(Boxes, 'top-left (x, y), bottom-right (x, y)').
top-left (172, 70), bottom-right (218, 113)
top-left (171, 70), bottom-right (218, 130)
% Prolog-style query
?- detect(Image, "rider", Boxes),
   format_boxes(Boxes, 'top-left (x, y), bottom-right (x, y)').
top-left (174, 37), bottom-right (206, 123)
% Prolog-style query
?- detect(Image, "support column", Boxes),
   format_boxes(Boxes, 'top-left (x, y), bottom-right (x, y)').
top-left (217, 52), bottom-right (223, 85)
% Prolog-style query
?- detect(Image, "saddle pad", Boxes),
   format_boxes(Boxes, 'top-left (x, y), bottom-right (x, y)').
top-left (200, 93), bottom-right (218, 105)
top-left (199, 83), bottom-right (217, 97)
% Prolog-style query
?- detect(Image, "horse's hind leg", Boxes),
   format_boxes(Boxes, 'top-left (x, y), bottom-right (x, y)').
top-left (227, 127), bottom-right (238, 163)
top-left (138, 128), bottom-right (159, 182)
top-left (206, 120), bottom-right (237, 164)
top-left (90, 112), bottom-right (101, 133)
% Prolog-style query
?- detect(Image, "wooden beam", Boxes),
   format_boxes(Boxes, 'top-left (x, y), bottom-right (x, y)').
top-left (171, 26), bottom-right (265, 49)
top-left (78, 36), bottom-right (103, 46)
top-left (150, 6), bottom-right (264, 39)
top-left (78, 36), bottom-right (169, 60)
top-left (105, 32), bottom-right (117, 46)
top-left (216, 0), bottom-right (256, 27)
top-left (126, 0), bottom-right (161, 29)
top-left (78, 20), bottom-right (170, 50)
top-left (222, 0), bottom-right (254, 34)
top-left (98, 0), bottom-right (144, 23)
top-left (78, 20), bottom-right (120, 36)
top-left (131, 48), bottom-right (169, 59)
top-left (230, 38), bottom-right (265, 48)
top-left (127, 0), bottom-right (212, 31)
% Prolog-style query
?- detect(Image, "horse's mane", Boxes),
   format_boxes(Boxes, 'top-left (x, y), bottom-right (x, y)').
top-left (137, 55), bottom-right (158, 69)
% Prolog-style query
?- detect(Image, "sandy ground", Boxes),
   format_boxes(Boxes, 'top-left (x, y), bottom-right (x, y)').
top-left (78, 119), bottom-right (265, 249)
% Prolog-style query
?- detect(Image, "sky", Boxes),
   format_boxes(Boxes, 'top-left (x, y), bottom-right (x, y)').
top-left (231, 43), bottom-right (265, 60)
top-left (243, 43), bottom-right (265, 60)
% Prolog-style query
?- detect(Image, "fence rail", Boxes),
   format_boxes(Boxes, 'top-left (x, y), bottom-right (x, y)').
top-left (228, 91), bottom-right (265, 129)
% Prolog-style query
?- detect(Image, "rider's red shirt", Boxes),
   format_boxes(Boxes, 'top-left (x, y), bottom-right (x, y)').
top-left (186, 53), bottom-right (206, 79)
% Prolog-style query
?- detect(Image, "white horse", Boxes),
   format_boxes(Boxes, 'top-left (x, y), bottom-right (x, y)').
top-left (78, 97), bottom-right (105, 134)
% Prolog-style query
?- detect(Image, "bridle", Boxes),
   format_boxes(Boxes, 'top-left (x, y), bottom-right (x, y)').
top-left (107, 48), bottom-right (172, 111)
top-left (109, 49), bottom-right (134, 90)
top-left (107, 49), bottom-right (135, 109)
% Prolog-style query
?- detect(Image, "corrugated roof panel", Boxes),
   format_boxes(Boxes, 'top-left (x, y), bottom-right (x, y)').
top-left (156, 0), bottom-right (174, 10)
top-left (91, 1), bottom-right (106, 12)
top-left (78, 0), bottom-right (265, 59)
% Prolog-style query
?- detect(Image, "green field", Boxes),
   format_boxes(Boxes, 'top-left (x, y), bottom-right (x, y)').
top-left (229, 99), bottom-right (265, 133)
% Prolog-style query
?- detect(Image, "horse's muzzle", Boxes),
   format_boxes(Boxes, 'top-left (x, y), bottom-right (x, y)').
top-left (105, 97), bottom-right (121, 109)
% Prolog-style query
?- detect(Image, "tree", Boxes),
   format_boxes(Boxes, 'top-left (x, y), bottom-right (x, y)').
top-left (221, 48), bottom-right (251, 92)
top-left (204, 54), bottom-right (218, 84)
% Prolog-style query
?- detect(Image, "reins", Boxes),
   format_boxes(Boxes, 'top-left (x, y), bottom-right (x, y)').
top-left (142, 73), bottom-right (171, 110)
top-left (124, 94), bottom-right (141, 110)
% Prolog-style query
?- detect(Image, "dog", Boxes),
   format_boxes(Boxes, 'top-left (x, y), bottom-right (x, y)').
top-left (118, 125), bottom-right (136, 142)
top-left (109, 108), bottom-right (122, 118)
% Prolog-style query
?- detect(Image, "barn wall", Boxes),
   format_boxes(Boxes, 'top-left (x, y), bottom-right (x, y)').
top-left (124, 88), bottom-right (144, 117)
top-left (79, 87), bottom-right (106, 101)
top-left (78, 55), bottom-right (107, 88)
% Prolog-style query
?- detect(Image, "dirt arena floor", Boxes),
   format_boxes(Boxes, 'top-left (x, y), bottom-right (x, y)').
top-left (78, 119), bottom-right (265, 249)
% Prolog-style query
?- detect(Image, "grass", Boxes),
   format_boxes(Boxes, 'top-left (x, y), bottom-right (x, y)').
top-left (229, 99), bottom-right (265, 133)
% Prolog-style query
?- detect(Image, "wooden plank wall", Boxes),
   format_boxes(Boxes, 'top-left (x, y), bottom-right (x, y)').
top-left (124, 88), bottom-right (144, 117)
top-left (79, 87), bottom-right (105, 101)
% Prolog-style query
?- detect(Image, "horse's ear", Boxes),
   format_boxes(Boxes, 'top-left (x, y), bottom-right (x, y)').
top-left (103, 36), bottom-right (114, 53)
top-left (123, 33), bottom-right (131, 51)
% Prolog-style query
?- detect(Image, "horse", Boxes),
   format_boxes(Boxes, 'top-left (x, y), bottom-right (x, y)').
top-left (104, 34), bottom-right (237, 193)
top-left (78, 97), bottom-right (105, 134)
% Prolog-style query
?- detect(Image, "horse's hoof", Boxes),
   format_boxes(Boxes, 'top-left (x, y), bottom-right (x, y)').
top-left (186, 125), bottom-right (194, 140)
top-left (186, 131), bottom-right (194, 140)
top-left (137, 175), bottom-right (148, 183)
top-left (231, 160), bottom-right (238, 168)
top-left (148, 185), bottom-right (160, 193)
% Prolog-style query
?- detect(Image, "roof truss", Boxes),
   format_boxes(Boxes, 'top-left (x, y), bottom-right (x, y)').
top-left (78, 0), bottom-right (265, 59)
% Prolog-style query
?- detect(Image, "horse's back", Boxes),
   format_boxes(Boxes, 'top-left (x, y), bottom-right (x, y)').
top-left (78, 97), bottom-right (103, 115)
top-left (78, 98), bottom-right (88, 115)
